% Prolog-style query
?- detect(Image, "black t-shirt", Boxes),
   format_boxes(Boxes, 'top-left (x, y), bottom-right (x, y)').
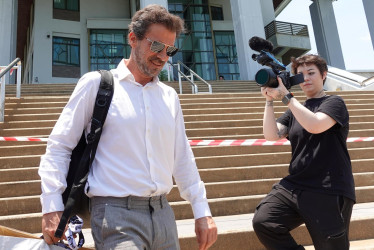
top-left (277, 95), bottom-right (356, 201)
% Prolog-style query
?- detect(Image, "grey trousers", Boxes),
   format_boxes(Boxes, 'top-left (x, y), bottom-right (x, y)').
top-left (90, 195), bottom-right (180, 250)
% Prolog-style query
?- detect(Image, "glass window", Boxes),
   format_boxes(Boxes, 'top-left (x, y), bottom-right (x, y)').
top-left (169, 0), bottom-right (217, 80)
top-left (53, 36), bottom-right (80, 66)
top-left (214, 31), bottom-right (240, 80)
top-left (211, 6), bottom-right (224, 20)
top-left (90, 29), bottom-right (130, 71)
top-left (54, 0), bottom-right (79, 11)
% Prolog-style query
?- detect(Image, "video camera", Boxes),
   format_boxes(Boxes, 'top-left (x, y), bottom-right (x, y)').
top-left (249, 36), bottom-right (304, 89)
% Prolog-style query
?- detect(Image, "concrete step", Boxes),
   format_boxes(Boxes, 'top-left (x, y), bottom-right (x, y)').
top-left (2, 177), bottom-right (373, 217)
top-left (0, 157), bottom-right (371, 184)
top-left (194, 147), bottom-right (373, 168)
top-left (191, 142), bottom-right (374, 157)
top-left (186, 124), bottom-right (374, 137)
top-left (0, 120), bottom-right (57, 129)
top-left (4, 90), bottom-right (371, 104)
top-left (5, 96), bottom-right (70, 103)
top-left (0, 167), bottom-right (40, 182)
top-left (179, 95), bottom-right (374, 104)
top-left (0, 181), bottom-right (41, 199)
top-left (180, 101), bottom-right (374, 110)
top-left (0, 155), bottom-right (41, 169)
top-left (5, 101), bottom-right (68, 108)
top-left (4, 107), bottom-right (63, 115)
top-left (2, 193), bottom-right (374, 235)
top-left (187, 129), bottom-right (374, 140)
top-left (0, 145), bottom-right (46, 157)
top-left (177, 202), bottom-right (374, 250)
top-left (182, 111), bottom-right (374, 122)
top-left (0, 127), bottom-right (53, 137)
top-left (4, 113), bottom-right (60, 122)
top-left (185, 117), bottom-right (374, 129)
top-left (198, 158), bottom-right (374, 182)
top-left (60, 204), bottom-right (374, 249)
top-left (182, 105), bottom-right (374, 115)
top-left (1, 145), bottom-right (371, 170)
top-left (0, 125), bottom-right (372, 139)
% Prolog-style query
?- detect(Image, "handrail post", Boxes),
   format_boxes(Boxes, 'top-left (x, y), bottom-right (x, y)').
top-left (167, 63), bottom-right (171, 82)
top-left (16, 62), bottom-right (22, 98)
top-left (0, 58), bottom-right (22, 122)
top-left (177, 60), bottom-right (211, 94)
top-left (177, 63), bottom-right (183, 94)
top-left (0, 75), bottom-right (5, 122)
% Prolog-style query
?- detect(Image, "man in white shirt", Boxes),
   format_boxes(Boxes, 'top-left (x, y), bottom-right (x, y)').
top-left (39, 4), bottom-right (217, 250)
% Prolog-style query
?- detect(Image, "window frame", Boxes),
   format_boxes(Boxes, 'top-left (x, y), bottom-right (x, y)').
top-left (52, 36), bottom-right (80, 67)
top-left (53, 0), bottom-right (80, 11)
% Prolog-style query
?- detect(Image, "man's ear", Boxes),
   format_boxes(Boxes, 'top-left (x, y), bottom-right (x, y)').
top-left (128, 32), bottom-right (137, 48)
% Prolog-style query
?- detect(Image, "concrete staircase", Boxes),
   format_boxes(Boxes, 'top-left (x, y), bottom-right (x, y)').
top-left (3, 80), bottom-right (260, 96)
top-left (1, 83), bottom-right (374, 249)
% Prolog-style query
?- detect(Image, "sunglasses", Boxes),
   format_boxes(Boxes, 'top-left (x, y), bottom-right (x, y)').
top-left (146, 38), bottom-right (179, 57)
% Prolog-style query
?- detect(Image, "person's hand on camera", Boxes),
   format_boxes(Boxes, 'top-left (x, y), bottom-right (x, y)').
top-left (263, 77), bottom-right (289, 101)
top-left (261, 87), bottom-right (274, 101)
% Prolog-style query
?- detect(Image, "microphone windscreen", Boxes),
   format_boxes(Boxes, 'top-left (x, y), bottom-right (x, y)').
top-left (249, 36), bottom-right (273, 52)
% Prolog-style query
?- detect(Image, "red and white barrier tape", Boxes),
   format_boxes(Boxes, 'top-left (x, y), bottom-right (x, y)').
top-left (1, 136), bottom-right (374, 146)
top-left (189, 138), bottom-right (291, 146)
top-left (0, 136), bottom-right (48, 142)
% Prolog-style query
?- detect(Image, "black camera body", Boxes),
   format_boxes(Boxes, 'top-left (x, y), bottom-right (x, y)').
top-left (249, 37), bottom-right (304, 89)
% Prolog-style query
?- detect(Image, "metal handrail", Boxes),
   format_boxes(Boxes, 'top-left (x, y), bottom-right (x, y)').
top-left (176, 60), bottom-right (212, 94)
top-left (167, 61), bottom-right (198, 94)
top-left (0, 58), bottom-right (20, 78)
top-left (1, 58), bottom-right (22, 122)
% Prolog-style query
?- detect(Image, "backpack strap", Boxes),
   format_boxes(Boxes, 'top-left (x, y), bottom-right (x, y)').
top-left (87, 70), bottom-right (114, 163)
top-left (55, 70), bottom-right (114, 238)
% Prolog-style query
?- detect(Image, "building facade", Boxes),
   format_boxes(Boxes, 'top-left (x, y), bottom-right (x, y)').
top-left (3, 0), bottom-right (335, 84)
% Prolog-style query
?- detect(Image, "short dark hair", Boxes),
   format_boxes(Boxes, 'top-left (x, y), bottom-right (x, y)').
top-left (128, 4), bottom-right (185, 40)
top-left (291, 54), bottom-right (328, 83)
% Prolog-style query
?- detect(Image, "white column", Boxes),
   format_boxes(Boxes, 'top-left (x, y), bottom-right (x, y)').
top-left (140, 0), bottom-right (168, 9)
top-left (260, 0), bottom-right (275, 27)
top-left (309, 0), bottom-right (345, 69)
top-left (362, 0), bottom-right (374, 51)
top-left (0, 0), bottom-right (18, 84)
top-left (230, 0), bottom-right (266, 80)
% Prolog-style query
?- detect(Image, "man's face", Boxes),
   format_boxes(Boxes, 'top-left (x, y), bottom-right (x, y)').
top-left (132, 24), bottom-right (177, 78)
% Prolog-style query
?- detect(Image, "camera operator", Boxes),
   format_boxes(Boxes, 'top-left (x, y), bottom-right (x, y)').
top-left (252, 54), bottom-right (355, 250)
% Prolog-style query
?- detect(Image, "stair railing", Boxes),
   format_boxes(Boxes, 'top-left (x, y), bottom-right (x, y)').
top-left (177, 60), bottom-right (212, 94)
top-left (0, 58), bottom-right (22, 122)
top-left (168, 61), bottom-right (212, 94)
top-left (167, 61), bottom-right (198, 94)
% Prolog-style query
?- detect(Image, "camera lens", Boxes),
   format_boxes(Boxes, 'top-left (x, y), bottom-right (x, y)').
top-left (255, 68), bottom-right (278, 88)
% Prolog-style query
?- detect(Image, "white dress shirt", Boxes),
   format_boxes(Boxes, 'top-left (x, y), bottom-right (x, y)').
top-left (39, 59), bottom-right (211, 219)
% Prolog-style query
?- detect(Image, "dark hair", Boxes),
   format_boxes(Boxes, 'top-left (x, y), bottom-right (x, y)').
top-left (291, 54), bottom-right (328, 83)
top-left (128, 4), bottom-right (185, 40)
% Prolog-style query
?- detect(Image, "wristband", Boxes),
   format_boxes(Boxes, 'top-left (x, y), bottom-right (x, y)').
top-left (282, 92), bottom-right (294, 105)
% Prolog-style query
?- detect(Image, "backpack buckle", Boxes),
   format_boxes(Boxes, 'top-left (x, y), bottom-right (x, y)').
top-left (87, 118), bottom-right (102, 144)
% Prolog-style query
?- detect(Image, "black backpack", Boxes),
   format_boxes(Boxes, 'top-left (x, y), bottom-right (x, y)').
top-left (55, 70), bottom-right (114, 238)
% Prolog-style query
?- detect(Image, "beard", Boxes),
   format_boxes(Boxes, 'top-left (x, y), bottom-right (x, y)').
top-left (133, 45), bottom-right (165, 78)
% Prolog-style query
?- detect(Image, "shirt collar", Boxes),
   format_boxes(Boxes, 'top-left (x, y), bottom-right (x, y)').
top-left (115, 59), bottom-right (159, 87)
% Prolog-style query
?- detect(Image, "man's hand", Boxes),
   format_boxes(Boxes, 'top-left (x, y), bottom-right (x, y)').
top-left (195, 216), bottom-right (217, 250)
top-left (42, 211), bottom-right (65, 244)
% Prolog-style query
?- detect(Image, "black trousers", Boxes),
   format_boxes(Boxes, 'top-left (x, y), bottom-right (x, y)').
top-left (252, 183), bottom-right (354, 250)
